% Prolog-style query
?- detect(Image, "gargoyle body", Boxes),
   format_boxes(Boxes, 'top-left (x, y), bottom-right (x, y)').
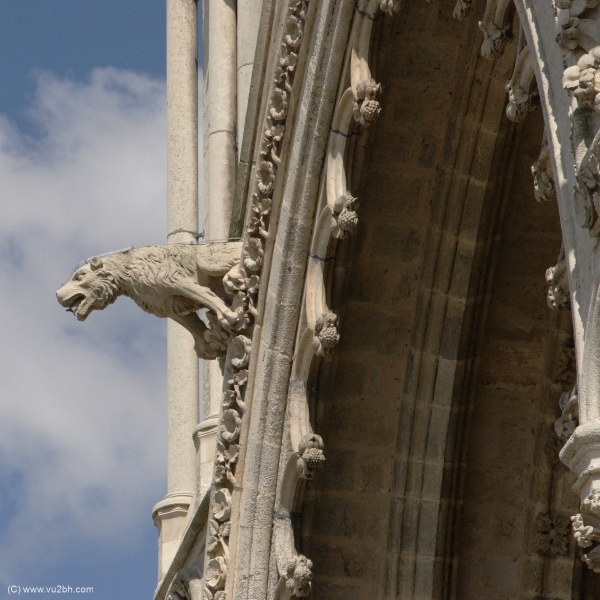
top-left (56, 242), bottom-right (243, 359)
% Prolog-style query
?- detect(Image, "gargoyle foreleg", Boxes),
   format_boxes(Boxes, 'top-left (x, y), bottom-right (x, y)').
top-left (176, 282), bottom-right (243, 329)
top-left (170, 311), bottom-right (220, 360)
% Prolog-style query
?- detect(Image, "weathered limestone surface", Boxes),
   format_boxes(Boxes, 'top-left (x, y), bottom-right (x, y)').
top-left (297, 1), bottom-right (533, 598)
top-left (454, 109), bottom-right (578, 598)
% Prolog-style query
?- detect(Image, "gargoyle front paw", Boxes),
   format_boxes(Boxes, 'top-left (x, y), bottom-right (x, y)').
top-left (219, 308), bottom-right (245, 331)
top-left (194, 342), bottom-right (220, 361)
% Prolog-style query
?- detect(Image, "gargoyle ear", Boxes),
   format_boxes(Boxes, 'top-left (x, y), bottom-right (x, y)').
top-left (89, 257), bottom-right (103, 271)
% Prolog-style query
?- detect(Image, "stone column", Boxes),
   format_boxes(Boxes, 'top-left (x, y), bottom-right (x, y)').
top-left (152, 0), bottom-right (199, 583)
top-left (237, 0), bottom-right (262, 154)
top-left (195, 0), bottom-right (237, 497)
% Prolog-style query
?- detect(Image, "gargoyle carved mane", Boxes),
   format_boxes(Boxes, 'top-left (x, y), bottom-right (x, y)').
top-left (56, 241), bottom-right (244, 360)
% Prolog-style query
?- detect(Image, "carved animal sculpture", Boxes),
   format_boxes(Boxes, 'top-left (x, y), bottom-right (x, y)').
top-left (56, 242), bottom-right (243, 359)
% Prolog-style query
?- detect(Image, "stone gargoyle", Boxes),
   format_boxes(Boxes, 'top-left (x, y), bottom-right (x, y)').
top-left (56, 242), bottom-right (244, 360)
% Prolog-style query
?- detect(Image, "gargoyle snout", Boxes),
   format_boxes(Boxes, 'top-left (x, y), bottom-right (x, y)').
top-left (56, 283), bottom-right (76, 307)
top-left (56, 282), bottom-right (86, 318)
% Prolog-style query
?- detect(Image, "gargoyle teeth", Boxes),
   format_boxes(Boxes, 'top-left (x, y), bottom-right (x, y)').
top-left (66, 297), bottom-right (83, 316)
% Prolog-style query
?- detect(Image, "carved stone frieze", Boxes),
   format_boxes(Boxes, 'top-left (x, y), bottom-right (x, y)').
top-left (532, 135), bottom-right (557, 202)
top-left (204, 333), bottom-right (250, 594)
top-left (534, 512), bottom-right (571, 555)
top-left (469, 0), bottom-right (515, 59)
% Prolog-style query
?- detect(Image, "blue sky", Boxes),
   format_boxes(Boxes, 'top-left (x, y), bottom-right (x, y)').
top-left (0, 2), bottom-right (200, 599)
top-left (0, 1), bottom-right (166, 132)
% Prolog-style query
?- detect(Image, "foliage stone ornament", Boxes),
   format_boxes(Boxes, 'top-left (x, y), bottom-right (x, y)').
top-left (213, 488), bottom-right (232, 521)
top-left (479, 22), bottom-right (512, 59)
top-left (257, 160), bottom-right (276, 194)
top-left (220, 410), bottom-right (242, 444)
top-left (506, 88), bottom-right (538, 122)
top-left (572, 513), bottom-right (600, 547)
top-left (556, 17), bottom-right (581, 53)
top-left (555, 0), bottom-right (599, 15)
top-left (313, 311), bottom-right (340, 358)
top-left (379, 0), bottom-right (401, 15)
top-left (332, 192), bottom-right (359, 239)
top-left (285, 556), bottom-right (313, 598)
top-left (571, 495), bottom-right (600, 571)
top-left (353, 79), bottom-right (381, 126)
top-left (205, 557), bottom-right (228, 591)
top-left (534, 512), bottom-right (570, 555)
top-left (453, 0), bottom-right (473, 20)
top-left (297, 433), bottom-right (326, 479)
top-left (563, 47), bottom-right (600, 110)
top-left (505, 83), bottom-right (538, 122)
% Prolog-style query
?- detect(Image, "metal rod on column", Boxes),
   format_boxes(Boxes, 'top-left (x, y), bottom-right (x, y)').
top-left (152, 0), bottom-right (199, 582)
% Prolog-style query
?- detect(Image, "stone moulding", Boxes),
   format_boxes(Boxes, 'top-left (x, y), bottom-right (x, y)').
top-left (201, 0), bottom-right (318, 595)
top-left (272, 434), bottom-right (324, 600)
top-left (271, 0), bottom-right (396, 596)
top-left (305, 0), bottom-right (385, 362)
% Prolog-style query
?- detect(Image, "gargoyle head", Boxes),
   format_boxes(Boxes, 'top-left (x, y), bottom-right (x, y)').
top-left (56, 257), bottom-right (119, 321)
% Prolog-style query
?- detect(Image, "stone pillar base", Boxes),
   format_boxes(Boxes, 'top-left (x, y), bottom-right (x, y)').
top-left (152, 491), bottom-right (194, 581)
top-left (193, 416), bottom-right (219, 501)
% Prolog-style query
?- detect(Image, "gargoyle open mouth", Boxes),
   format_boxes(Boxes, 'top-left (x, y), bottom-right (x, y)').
top-left (66, 295), bottom-right (84, 317)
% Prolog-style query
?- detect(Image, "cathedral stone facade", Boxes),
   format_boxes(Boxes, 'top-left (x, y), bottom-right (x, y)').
top-left (57, 0), bottom-right (600, 596)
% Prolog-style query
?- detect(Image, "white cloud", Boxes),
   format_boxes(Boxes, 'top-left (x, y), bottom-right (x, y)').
top-left (0, 67), bottom-right (182, 583)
